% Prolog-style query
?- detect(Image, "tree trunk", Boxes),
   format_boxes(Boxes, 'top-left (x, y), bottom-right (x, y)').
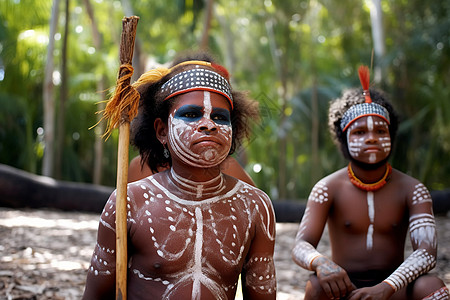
top-left (311, 76), bottom-right (320, 185)
top-left (200, 0), bottom-right (214, 50)
top-left (42, 0), bottom-right (61, 177)
top-left (265, 19), bottom-right (288, 200)
top-left (369, 0), bottom-right (385, 84)
top-left (83, 0), bottom-right (107, 184)
top-left (55, 0), bottom-right (70, 179)
top-left (214, 6), bottom-right (236, 79)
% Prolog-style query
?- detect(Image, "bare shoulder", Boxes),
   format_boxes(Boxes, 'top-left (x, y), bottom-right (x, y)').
top-left (321, 167), bottom-right (348, 185)
top-left (309, 167), bottom-right (348, 195)
top-left (230, 175), bottom-right (272, 203)
top-left (390, 168), bottom-right (431, 200)
top-left (391, 168), bottom-right (422, 186)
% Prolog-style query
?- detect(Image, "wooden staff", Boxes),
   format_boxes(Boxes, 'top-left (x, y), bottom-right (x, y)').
top-left (100, 16), bottom-right (140, 300)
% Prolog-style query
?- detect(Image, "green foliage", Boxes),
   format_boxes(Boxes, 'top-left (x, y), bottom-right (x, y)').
top-left (0, 0), bottom-right (448, 199)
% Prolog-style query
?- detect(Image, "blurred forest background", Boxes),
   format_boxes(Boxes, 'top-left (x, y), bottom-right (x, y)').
top-left (0, 0), bottom-right (449, 202)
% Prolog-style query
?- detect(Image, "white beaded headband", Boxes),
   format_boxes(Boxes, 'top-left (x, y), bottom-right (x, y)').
top-left (161, 66), bottom-right (233, 109)
top-left (340, 102), bottom-right (390, 131)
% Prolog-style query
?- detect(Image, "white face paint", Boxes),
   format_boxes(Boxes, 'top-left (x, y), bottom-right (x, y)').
top-left (167, 91), bottom-right (232, 168)
top-left (346, 116), bottom-right (391, 164)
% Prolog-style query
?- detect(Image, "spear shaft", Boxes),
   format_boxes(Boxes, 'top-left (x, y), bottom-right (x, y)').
top-left (113, 16), bottom-right (139, 300)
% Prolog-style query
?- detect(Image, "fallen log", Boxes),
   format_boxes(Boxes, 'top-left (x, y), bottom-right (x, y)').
top-left (0, 164), bottom-right (112, 213)
top-left (0, 164), bottom-right (448, 221)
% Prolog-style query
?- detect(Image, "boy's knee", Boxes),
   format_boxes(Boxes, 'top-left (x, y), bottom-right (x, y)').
top-left (305, 275), bottom-right (329, 300)
top-left (409, 274), bottom-right (447, 299)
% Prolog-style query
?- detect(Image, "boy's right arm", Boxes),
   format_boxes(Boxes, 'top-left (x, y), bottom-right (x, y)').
top-left (292, 180), bottom-right (354, 299)
top-left (82, 195), bottom-right (118, 299)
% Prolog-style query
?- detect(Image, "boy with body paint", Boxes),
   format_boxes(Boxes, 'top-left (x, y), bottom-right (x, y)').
top-left (292, 66), bottom-right (449, 300)
top-left (82, 54), bottom-right (276, 300)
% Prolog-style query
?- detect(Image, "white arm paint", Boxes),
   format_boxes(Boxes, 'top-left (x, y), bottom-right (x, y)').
top-left (383, 248), bottom-right (436, 291)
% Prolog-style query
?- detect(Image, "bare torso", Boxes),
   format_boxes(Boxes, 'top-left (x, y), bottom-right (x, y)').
top-left (325, 168), bottom-right (409, 272)
top-left (296, 166), bottom-right (431, 275)
top-left (84, 171), bottom-right (276, 300)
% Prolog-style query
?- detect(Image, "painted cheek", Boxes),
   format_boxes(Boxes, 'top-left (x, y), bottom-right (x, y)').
top-left (171, 115), bottom-right (196, 149)
top-left (380, 136), bottom-right (391, 153)
top-left (347, 135), bottom-right (363, 158)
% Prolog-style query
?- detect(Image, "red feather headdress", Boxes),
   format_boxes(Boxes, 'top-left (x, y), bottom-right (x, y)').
top-left (358, 65), bottom-right (372, 103)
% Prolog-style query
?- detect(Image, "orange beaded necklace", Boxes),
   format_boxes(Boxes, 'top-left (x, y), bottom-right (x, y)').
top-left (347, 163), bottom-right (392, 192)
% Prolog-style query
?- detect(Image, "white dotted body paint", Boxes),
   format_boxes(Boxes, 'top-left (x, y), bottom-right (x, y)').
top-left (422, 287), bottom-right (450, 300)
top-left (296, 180), bottom-right (329, 242)
top-left (308, 180), bottom-right (329, 204)
top-left (87, 176), bottom-right (276, 299)
top-left (89, 243), bottom-right (114, 276)
top-left (168, 91), bottom-right (232, 168)
top-left (412, 183), bottom-right (433, 205)
top-left (293, 180), bottom-right (329, 270)
top-left (384, 249), bottom-right (436, 291)
top-left (244, 256), bottom-right (277, 294)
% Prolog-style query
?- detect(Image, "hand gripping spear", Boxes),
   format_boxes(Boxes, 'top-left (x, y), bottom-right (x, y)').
top-left (96, 16), bottom-right (139, 300)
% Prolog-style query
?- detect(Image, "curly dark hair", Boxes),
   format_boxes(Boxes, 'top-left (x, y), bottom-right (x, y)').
top-left (328, 88), bottom-right (399, 160)
top-left (131, 52), bottom-right (259, 173)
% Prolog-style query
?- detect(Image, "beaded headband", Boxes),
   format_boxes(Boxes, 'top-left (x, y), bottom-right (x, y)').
top-left (161, 66), bottom-right (233, 109)
top-left (340, 65), bottom-right (390, 131)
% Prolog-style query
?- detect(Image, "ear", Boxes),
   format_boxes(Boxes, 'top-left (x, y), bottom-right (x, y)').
top-left (154, 118), bottom-right (168, 144)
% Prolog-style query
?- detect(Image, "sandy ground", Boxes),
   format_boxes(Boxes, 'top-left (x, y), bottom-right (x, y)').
top-left (0, 207), bottom-right (449, 299)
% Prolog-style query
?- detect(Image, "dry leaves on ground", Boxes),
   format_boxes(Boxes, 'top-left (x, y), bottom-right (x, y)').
top-left (0, 208), bottom-right (449, 300)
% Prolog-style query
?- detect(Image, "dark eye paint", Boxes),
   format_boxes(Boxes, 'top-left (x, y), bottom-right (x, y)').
top-left (174, 105), bottom-right (203, 122)
top-left (211, 108), bottom-right (231, 125)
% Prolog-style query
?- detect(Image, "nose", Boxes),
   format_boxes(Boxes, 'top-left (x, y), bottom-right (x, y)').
top-left (198, 117), bottom-right (217, 133)
top-left (365, 132), bottom-right (377, 143)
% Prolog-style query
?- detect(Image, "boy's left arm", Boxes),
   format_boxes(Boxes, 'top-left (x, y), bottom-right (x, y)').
top-left (383, 182), bottom-right (437, 292)
top-left (241, 190), bottom-right (277, 300)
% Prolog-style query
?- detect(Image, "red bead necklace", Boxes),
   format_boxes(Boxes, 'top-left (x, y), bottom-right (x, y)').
top-left (347, 163), bottom-right (392, 192)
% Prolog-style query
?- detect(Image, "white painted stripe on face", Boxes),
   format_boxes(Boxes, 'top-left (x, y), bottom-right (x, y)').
top-left (203, 91), bottom-right (212, 118)
top-left (367, 116), bottom-right (374, 131)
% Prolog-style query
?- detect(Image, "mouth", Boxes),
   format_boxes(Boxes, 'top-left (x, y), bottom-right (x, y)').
top-left (364, 147), bottom-right (380, 153)
top-left (193, 137), bottom-right (222, 146)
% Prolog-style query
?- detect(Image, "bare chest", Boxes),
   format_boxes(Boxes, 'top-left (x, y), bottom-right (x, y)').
top-left (331, 188), bottom-right (408, 235)
top-left (128, 193), bottom-right (254, 281)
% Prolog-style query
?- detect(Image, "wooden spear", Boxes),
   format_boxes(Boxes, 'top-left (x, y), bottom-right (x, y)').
top-left (99, 16), bottom-right (140, 300)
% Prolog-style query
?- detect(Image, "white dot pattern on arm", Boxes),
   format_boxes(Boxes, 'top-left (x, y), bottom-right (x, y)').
top-left (412, 183), bottom-right (433, 205)
top-left (383, 249), bottom-right (436, 291)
